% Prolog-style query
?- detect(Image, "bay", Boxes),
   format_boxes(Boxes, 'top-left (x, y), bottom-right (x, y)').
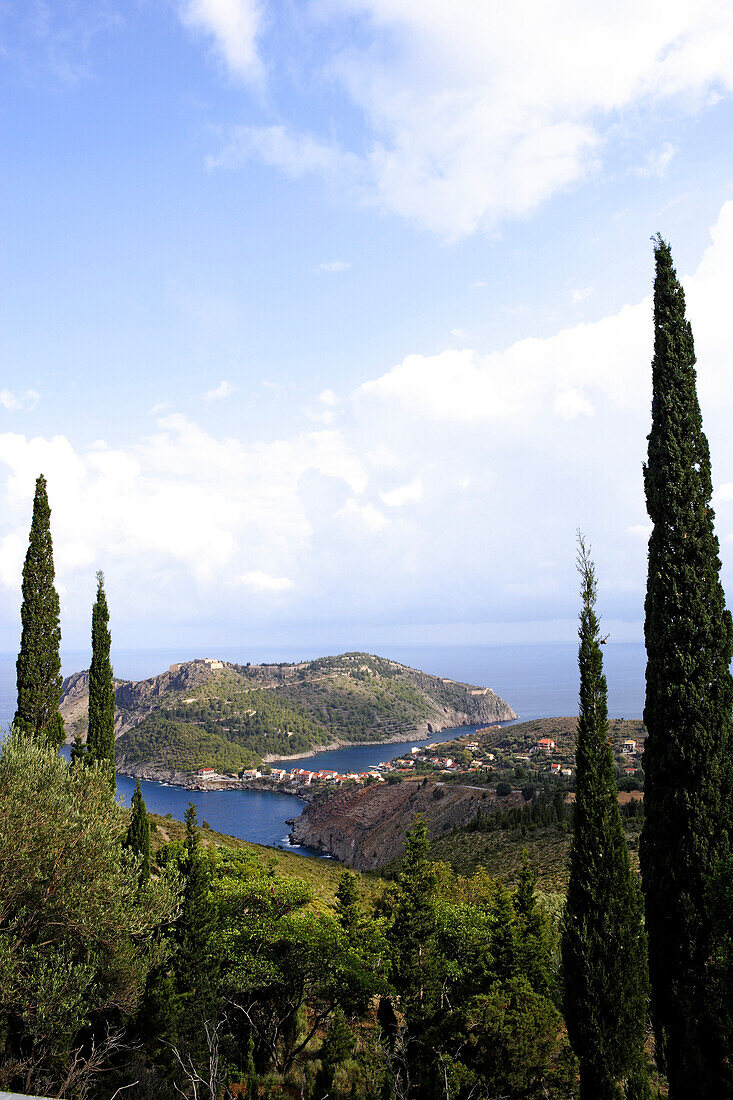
top-left (0, 641), bottom-right (646, 855)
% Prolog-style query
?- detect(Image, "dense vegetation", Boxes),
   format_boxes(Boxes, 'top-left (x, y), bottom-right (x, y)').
top-left (0, 732), bottom-right (579, 1099)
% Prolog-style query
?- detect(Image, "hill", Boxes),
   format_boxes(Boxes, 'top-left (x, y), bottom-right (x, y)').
top-left (60, 652), bottom-right (516, 778)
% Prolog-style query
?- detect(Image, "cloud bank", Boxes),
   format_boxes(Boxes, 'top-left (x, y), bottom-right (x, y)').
top-left (2, 202), bottom-right (733, 644)
top-left (201, 1), bottom-right (733, 235)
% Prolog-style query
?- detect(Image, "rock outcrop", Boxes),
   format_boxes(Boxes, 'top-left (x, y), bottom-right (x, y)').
top-left (289, 780), bottom-right (525, 870)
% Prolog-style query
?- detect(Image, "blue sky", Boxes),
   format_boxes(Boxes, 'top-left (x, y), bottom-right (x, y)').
top-left (2, 0), bottom-right (733, 653)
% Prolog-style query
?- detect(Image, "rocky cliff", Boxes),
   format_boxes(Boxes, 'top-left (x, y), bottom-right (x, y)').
top-left (289, 780), bottom-right (525, 870)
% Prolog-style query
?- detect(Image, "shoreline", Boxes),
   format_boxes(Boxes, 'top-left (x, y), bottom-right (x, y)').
top-left (262, 714), bottom-right (518, 764)
top-left (115, 713), bottom-right (519, 793)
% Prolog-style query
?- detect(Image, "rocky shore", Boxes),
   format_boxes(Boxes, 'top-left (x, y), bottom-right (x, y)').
top-left (289, 779), bottom-right (524, 870)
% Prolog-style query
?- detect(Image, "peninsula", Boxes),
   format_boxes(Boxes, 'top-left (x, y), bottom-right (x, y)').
top-left (60, 652), bottom-right (516, 785)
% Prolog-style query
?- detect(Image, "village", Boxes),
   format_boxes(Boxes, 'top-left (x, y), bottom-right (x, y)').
top-left (187, 722), bottom-right (645, 796)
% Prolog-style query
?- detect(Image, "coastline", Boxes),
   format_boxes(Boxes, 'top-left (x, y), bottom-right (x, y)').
top-left (262, 713), bottom-right (518, 765)
top-left (115, 712), bottom-right (518, 792)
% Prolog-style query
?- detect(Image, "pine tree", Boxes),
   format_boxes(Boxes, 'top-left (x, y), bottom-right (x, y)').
top-left (87, 571), bottom-right (116, 786)
top-left (562, 536), bottom-right (648, 1100)
top-left (126, 779), bottom-right (151, 882)
top-left (14, 474), bottom-right (64, 747)
top-left (640, 236), bottom-right (733, 1096)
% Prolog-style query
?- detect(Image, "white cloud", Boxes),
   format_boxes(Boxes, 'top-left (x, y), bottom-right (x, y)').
top-left (0, 389), bottom-right (40, 411)
top-left (553, 388), bottom-right (595, 420)
top-left (204, 379), bottom-right (236, 401)
top-left (571, 286), bottom-right (593, 304)
top-left (179, 0), bottom-right (262, 81)
top-left (207, 125), bottom-right (361, 185)
top-left (338, 498), bottom-right (388, 532)
top-left (634, 141), bottom-right (677, 178)
top-left (451, 328), bottom-right (466, 339)
top-left (315, 260), bottom-right (351, 273)
top-left (627, 524), bottom-right (652, 538)
top-left (213, 2), bottom-right (733, 235)
top-left (380, 476), bottom-right (423, 507)
top-left (234, 570), bottom-right (295, 592)
top-left (305, 389), bottom-right (341, 425)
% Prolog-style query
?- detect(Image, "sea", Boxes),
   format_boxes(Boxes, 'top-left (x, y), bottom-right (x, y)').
top-left (0, 642), bottom-right (646, 856)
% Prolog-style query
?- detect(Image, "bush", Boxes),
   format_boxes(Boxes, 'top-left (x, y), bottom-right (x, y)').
top-left (0, 729), bottom-right (180, 1096)
top-left (496, 781), bottom-right (512, 797)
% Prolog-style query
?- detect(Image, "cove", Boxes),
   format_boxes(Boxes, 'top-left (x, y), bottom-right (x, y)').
top-left (115, 720), bottom-right (484, 856)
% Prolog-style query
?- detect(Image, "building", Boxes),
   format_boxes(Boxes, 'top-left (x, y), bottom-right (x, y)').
top-left (621, 739), bottom-right (637, 755)
top-left (197, 767), bottom-right (216, 777)
top-left (537, 738), bottom-right (556, 753)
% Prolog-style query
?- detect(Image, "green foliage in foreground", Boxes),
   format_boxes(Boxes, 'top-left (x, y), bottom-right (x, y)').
top-left (14, 474), bottom-right (65, 748)
top-left (0, 729), bottom-right (582, 1099)
top-left (0, 730), bottom-right (180, 1098)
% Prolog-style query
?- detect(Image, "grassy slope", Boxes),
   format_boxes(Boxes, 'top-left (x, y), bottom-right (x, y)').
top-left (148, 812), bottom-right (384, 913)
top-left (428, 800), bottom-right (643, 891)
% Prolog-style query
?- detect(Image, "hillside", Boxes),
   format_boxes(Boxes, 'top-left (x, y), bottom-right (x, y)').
top-left (147, 812), bottom-right (384, 913)
top-left (289, 778), bottom-right (526, 870)
top-left (60, 652), bottom-right (516, 777)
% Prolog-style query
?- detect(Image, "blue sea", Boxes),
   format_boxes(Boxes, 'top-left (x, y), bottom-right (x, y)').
top-left (0, 642), bottom-right (646, 854)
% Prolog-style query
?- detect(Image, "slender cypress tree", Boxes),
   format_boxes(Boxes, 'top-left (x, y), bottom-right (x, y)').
top-left (562, 536), bottom-right (648, 1100)
top-left (14, 474), bottom-right (64, 747)
top-left (87, 571), bottom-right (116, 785)
top-left (126, 779), bottom-right (151, 882)
top-left (175, 803), bottom-right (220, 1047)
top-left (640, 236), bottom-right (733, 1096)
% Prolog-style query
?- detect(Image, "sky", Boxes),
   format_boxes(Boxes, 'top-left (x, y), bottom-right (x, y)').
top-left (2, 0), bottom-right (733, 656)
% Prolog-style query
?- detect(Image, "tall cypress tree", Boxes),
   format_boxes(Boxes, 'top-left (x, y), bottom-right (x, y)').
top-left (640, 236), bottom-right (733, 1096)
top-left (562, 536), bottom-right (648, 1100)
top-left (14, 474), bottom-right (64, 747)
top-left (87, 570), bottom-right (116, 785)
top-left (126, 779), bottom-right (151, 882)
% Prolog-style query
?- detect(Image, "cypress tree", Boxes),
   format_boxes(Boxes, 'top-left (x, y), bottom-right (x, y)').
top-left (175, 803), bottom-right (220, 1045)
top-left (640, 236), bottom-right (733, 1095)
top-left (87, 570), bottom-right (116, 785)
top-left (14, 474), bottom-right (64, 747)
top-left (126, 779), bottom-right (151, 882)
top-left (561, 536), bottom-right (648, 1100)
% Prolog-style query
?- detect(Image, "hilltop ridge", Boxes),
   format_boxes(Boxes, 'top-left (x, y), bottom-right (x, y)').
top-left (60, 652), bottom-right (516, 779)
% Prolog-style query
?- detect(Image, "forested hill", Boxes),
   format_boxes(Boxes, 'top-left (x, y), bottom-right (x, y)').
top-left (60, 653), bottom-right (516, 774)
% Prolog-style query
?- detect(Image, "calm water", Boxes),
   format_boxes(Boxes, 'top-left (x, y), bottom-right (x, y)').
top-left (0, 642), bottom-right (646, 854)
